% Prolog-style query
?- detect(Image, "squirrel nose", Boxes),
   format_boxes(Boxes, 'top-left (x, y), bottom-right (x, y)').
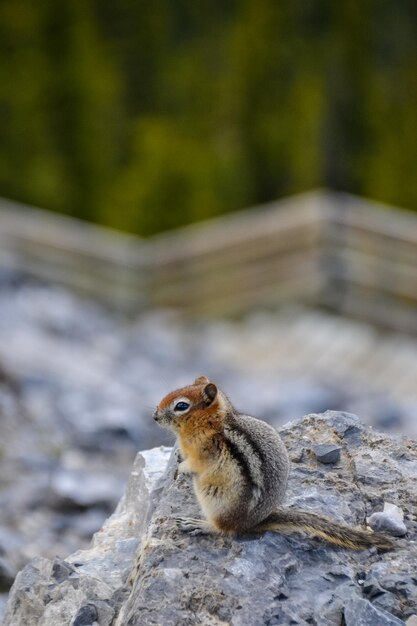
top-left (153, 409), bottom-right (160, 422)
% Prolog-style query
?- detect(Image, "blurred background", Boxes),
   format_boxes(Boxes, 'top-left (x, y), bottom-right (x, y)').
top-left (1, 0), bottom-right (417, 614)
top-left (1, 1), bottom-right (417, 232)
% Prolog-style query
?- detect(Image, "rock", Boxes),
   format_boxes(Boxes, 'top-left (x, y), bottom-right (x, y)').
top-left (71, 603), bottom-right (98, 626)
top-left (71, 601), bottom-right (115, 626)
top-left (362, 574), bottom-right (386, 598)
top-left (3, 413), bottom-right (417, 626)
top-left (2, 556), bottom-right (116, 626)
top-left (368, 503), bottom-right (407, 537)
top-left (344, 597), bottom-right (406, 625)
top-left (64, 448), bottom-right (165, 590)
top-left (3, 447), bottom-right (171, 626)
top-left (0, 593), bottom-right (8, 623)
top-left (372, 591), bottom-right (404, 620)
top-left (406, 616), bottom-right (417, 626)
top-left (312, 443), bottom-right (342, 464)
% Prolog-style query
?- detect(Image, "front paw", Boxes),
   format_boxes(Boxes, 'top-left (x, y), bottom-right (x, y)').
top-left (174, 516), bottom-right (209, 535)
top-left (174, 516), bottom-right (198, 532)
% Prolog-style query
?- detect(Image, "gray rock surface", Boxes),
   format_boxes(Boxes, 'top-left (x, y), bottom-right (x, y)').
top-left (4, 411), bottom-right (417, 626)
top-left (344, 597), bottom-right (406, 625)
top-left (3, 446), bottom-right (171, 626)
top-left (312, 443), bottom-right (342, 464)
top-left (368, 503), bottom-right (408, 537)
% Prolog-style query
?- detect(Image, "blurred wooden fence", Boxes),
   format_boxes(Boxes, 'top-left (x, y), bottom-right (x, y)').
top-left (0, 190), bottom-right (416, 333)
top-left (0, 198), bottom-right (147, 309)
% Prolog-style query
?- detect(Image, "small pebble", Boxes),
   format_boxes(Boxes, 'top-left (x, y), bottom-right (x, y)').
top-left (312, 444), bottom-right (341, 464)
top-left (367, 512), bottom-right (407, 536)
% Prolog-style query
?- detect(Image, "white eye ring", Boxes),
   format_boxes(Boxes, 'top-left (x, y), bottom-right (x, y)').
top-left (172, 397), bottom-right (191, 413)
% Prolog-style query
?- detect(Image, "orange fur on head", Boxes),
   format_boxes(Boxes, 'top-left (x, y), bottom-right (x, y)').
top-left (154, 376), bottom-right (226, 436)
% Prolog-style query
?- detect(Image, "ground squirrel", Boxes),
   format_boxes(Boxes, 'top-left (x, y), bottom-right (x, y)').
top-left (153, 376), bottom-right (394, 550)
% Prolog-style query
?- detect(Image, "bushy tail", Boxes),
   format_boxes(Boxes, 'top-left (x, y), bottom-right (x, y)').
top-left (258, 508), bottom-right (395, 550)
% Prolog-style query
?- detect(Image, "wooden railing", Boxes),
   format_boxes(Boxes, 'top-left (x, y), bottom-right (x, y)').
top-left (0, 191), bottom-right (416, 332)
top-left (0, 197), bottom-right (147, 309)
top-left (147, 191), bottom-right (327, 314)
top-left (321, 193), bottom-right (417, 333)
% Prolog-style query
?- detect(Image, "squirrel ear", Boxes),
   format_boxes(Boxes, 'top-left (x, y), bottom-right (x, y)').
top-left (194, 375), bottom-right (210, 385)
top-left (203, 383), bottom-right (217, 405)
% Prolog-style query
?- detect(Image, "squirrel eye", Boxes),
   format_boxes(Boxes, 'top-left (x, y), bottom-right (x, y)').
top-left (174, 401), bottom-right (190, 412)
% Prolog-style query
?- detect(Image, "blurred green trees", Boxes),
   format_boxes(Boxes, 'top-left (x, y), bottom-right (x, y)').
top-left (0, 0), bottom-right (416, 235)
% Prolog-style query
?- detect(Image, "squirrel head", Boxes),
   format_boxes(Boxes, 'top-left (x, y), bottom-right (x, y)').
top-left (153, 376), bottom-right (226, 433)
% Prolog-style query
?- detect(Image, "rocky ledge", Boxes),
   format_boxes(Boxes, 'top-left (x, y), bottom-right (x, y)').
top-left (3, 412), bottom-right (417, 626)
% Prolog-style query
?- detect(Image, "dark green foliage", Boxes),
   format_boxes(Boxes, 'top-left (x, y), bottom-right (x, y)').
top-left (0, 0), bottom-right (416, 234)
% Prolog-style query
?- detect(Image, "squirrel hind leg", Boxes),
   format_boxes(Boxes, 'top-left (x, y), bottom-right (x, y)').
top-left (253, 508), bottom-right (396, 551)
